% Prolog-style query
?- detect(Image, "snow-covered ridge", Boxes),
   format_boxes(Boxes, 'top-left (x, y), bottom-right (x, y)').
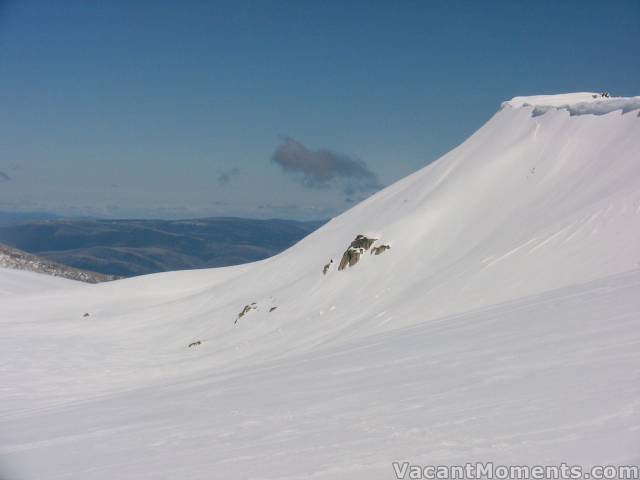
top-left (0, 243), bottom-right (116, 284)
top-left (502, 92), bottom-right (640, 116)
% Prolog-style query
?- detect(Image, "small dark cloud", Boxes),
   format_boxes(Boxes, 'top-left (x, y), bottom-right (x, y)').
top-left (217, 167), bottom-right (241, 186)
top-left (0, 171), bottom-right (11, 182)
top-left (110, 183), bottom-right (120, 188)
top-left (271, 137), bottom-right (382, 195)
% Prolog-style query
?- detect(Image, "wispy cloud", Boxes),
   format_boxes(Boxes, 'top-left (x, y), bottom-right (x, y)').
top-left (271, 137), bottom-right (382, 195)
top-left (217, 167), bottom-right (240, 186)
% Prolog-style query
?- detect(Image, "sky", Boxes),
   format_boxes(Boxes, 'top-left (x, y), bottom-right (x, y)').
top-left (0, 0), bottom-right (638, 220)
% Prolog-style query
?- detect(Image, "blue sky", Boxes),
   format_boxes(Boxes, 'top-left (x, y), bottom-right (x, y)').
top-left (0, 0), bottom-right (638, 220)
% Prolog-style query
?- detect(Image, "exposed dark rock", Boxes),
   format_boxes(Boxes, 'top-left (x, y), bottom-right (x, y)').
top-left (349, 235), bottom-right (377, 250)
top-left (349, 249), bottom-right (362, 266)
top-left (338, 251), bottom-right (350, 270)
top-left (322, 259), bottom-right (333, 275)
top-left (83, 313), bottom-right (90, 318)
top-left (188, 341), bottom-right (202, 348)
top-left (235, 303), bottom-right (257, 324)
top-left (339, 247), bottom-right (363, 270)
top-left (269, 306), bottom-right (277, 312)
top-left (338, 235), bottom-right (377, 271)
top-left (371, 244), bottom-right (390, 255)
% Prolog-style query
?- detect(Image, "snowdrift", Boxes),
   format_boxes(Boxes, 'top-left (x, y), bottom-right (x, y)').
top-left (2, 93), bottom-right (640, 479)
top-left (0, 267), bottom-right (81, 297)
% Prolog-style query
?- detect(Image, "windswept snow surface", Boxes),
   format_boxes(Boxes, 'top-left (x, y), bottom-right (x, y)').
top-left (0, 268), bottom-right (81, 297)
top-left (2, 93), bottom-right (640, 479)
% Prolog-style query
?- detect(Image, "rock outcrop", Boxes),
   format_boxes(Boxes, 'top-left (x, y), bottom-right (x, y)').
top-left (338, 248), bottom-right (363, 270)
top-left (371, 244), bottom-right (390, 255)
top-left (338, 235), bottom-right (377, 271)
top-left (350, 235), bottom-right (377, 250)
top-left (323, 259), bottom-right (333, 275)
top-left (235, 303), bottom-right (257, 324)
top-left (334, 235), bottom-right (392, 271)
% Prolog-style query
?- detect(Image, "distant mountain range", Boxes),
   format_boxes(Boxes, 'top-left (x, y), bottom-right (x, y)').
top-left (0, 217), bottom-right (324, 277)
top-left (0, 243), bottom-right (115, 283)
top-left (0, 211), bottom-right (59, 227)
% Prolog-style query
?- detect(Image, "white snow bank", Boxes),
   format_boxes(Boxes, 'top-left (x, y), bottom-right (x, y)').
top-left (503, 92), bottom-right (640, 116)
top-left (2, 270), bottom-right (640, 479)
top-left (0, 268), bottom-right (82, 297)
top-left (505, 92), bottom-right (605, 107)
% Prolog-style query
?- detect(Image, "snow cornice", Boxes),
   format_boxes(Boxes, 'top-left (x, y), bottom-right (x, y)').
top-left (501, 92), bottom-right (640, 117)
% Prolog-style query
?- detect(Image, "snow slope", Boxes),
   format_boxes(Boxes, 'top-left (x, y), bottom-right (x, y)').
top-left (0, 267), bottom-right (81, 297)
top-left (2, 93), bottom-right (640, 479)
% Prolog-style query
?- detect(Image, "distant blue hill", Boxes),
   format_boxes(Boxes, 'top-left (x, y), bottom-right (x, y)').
top-left (0, 217), bottom-right (325, 277)
top-left (0, 211), bottom-right (60, 227)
